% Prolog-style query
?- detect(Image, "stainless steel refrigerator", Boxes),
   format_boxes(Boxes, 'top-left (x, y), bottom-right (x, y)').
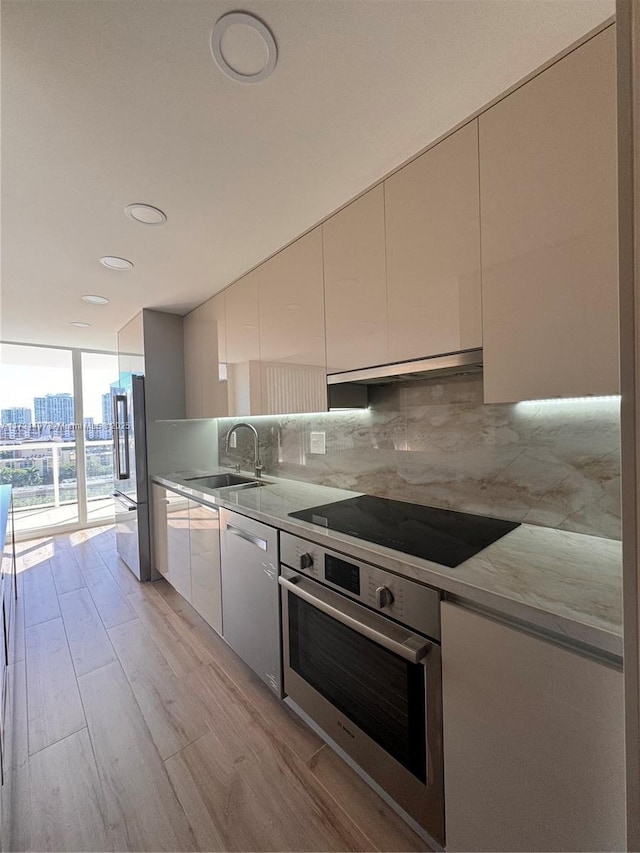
top-left (113, 373), bottom-right (152, 581)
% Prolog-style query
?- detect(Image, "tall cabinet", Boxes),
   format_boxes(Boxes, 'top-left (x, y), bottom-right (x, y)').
top-left (184, 294), bottom-right (228, 420)
top-left (258, 227), bottom-right (326, 414)
top-left (384, 120), bottom-right (482, 364)
top-left (225, 270), bottom-right (263, 417)
top-left (323, 186), bottom-right (388, 373)
top-left (479, 26), bottom-right (618, 402)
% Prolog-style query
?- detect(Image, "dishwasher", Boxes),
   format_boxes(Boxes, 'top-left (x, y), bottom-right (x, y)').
top-left (219, 508), bottom-right (282, 696)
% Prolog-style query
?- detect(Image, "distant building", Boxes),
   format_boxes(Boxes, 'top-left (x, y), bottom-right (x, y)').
top-left (102, 387), bottom-right (123, 428)
top-left (101, 393), bottom-right (112, 427)
top-left (34, 393), bottom-right (74, 425)
top-left (1, 407), bottom-right (32, 425)
top-left (33, 397), bottom-right (47, 424)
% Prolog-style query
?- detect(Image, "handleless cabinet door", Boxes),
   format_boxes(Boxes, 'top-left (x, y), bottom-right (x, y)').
top-left (183, 308), bottom-right (204, 419)
top-left (117, 311), bottom-right (145, 377)
top-left (323, 186), bottom-right (388, 373)
top-left (151, 484), bottom-right (169, 579)
top-left (225, 271), bottom-right (262, 416)
top-left (200, 293), bottom-right (228, 418)
top-left (188, 501), bottom-right (222, 635)
top-left (441, 602), bottom-right (625, 851)
top-left (385, 120), bottom-right (482, 363)
top-left (258, 227), bottom-right (327, 414)
top-left (479, 27), bottom-right (618, 402)
top-left (165, 490), bottom-right (191, 602)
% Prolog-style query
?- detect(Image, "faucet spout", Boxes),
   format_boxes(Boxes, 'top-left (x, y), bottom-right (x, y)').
top-left (225, 423), bottom-right (263, 479)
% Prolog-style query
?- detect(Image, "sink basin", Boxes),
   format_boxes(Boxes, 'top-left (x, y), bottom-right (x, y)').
top-left (185, 473), bottom-right (263, 490)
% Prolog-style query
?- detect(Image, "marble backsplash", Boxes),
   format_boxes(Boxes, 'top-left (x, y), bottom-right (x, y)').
top-left (216, 375), bottom-right (621, 540)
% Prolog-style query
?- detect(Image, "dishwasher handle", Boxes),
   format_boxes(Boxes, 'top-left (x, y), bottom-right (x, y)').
top-left (279, 574), bottom-right (432, 664)
top-left (226, 522), bottom-right (268, 552)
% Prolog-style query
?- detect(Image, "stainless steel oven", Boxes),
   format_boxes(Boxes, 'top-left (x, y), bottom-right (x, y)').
top-left (279, 532), bottom-right (444, 847)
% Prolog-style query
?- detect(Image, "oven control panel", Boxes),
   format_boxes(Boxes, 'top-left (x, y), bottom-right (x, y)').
top-left (280, 531), bottom-right (441, 640)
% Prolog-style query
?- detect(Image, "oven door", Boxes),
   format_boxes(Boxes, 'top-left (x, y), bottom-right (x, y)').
top-left (279, 566), bottom-right (444, 846)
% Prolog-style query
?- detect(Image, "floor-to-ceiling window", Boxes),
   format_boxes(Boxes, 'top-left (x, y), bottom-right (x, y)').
top-left (81, 350), bottom-right (119, 525)
top-left (0, 342), bottom-right (118, 537)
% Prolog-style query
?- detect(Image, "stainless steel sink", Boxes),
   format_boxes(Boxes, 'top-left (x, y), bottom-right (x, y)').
top-left (185, 473), bottom-right (264, 490)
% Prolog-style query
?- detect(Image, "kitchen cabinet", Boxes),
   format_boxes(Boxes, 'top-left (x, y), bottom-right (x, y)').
top-left (117, 311), bottom-right (145, 377)
top-left (200, 293), bottom-right (228, 418)
top-left (151, 483), bottom-right (170, 579)
top-left (163, 487), bottom-right (191, 602)
top-left (152, 485), bottom-right (223, 634)
top-left (479, 26), bottom-right (618, 402)
top-left (219, 509), bottom-right (281, 694)
top-left (225, 270), bottom-right (263, 416)
top-left (188, 500), bottom-right (222, 635)
top-left (323, 186), bottom-right (388, 373)
top-left (183, 294), bottom-right (229, 420)
top-left (258, 227), bottom-right (327, 414)
top-left (384, 120), bottom-right (482, 364)
top-left (183, 308), bottom-right (204, 419)
top-left (441, 602), bottom-right (625, 852)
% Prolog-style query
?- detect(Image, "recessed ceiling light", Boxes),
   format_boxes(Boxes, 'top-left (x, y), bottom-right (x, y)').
top-left (211, 12), bottom-right (277, 83)
top-left (82, 294), bottom-right (110, 305)
top-left (124, 203), bottom-right (167, 225)
top-left (100, 256), bottom-right (133, 270)
top-left (70, 321), bottom-right (91, 328)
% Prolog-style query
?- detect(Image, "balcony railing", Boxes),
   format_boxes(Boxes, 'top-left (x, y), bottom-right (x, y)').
top-left (0, 439), bottom-right (115, 512)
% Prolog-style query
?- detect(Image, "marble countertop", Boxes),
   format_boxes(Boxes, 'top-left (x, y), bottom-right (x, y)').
top-left (152, 468), bottom-right (623, 659)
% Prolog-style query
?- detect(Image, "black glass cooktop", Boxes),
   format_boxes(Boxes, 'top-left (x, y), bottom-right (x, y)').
top-left (289, 495), bottom-right (519, 568)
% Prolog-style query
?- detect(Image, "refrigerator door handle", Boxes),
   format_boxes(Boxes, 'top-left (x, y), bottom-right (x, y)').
top-left (114, 394), bottom-right (130, 480)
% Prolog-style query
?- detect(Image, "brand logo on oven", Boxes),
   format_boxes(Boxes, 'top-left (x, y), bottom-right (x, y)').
top-left (337, 719), bottom-right (355, 739)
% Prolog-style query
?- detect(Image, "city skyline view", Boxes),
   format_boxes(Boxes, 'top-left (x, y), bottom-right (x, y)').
top-left (0, 345), bottom-right (118, 422)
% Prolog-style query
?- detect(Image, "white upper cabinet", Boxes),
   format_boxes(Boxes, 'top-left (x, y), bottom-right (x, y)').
top-left (183, 308), bottom-right (204, 419)
top-left (117, 311), bottom-right (145, 377)
top-left (257, 227), bottom-right (327, 414)
top-left (183, 293), bottom-right (231, 419)
top-left (225, 270), bottom-right (263, 416)
top-left (479, 27), bottom-right (618, 403)
top-left (323, 186), bottom-right (388, 373)
top-left (385, 120), bottom-right (482, 364)
top-left (200, 293), bottom-right (228, 418)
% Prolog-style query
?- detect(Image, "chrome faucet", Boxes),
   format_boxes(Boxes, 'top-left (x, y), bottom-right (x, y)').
top-left (225, 422), bottom-right (263, 479)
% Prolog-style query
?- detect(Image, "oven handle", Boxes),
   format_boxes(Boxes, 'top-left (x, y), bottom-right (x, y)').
top-left (278, 575), bottom-right (431, 664)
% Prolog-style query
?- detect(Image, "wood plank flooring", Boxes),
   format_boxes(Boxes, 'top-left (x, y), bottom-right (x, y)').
top-left (4, 525), bottom-right (431, 852)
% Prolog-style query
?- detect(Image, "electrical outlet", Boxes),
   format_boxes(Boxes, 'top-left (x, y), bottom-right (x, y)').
top-left (229, 432), bottom-right (237, 448)
top-left (310, 431), bottom-right (326, 454)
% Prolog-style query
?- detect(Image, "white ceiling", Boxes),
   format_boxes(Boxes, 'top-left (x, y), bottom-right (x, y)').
top-left (1, 0), bottom-right (614, 352)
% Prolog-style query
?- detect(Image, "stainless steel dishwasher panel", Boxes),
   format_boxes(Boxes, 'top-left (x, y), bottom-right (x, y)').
top-left (219, 509), bottom-right (281, 696)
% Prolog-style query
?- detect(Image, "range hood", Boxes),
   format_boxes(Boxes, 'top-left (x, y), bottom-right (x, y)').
top-left (327, 348), bottom-right (483, 388)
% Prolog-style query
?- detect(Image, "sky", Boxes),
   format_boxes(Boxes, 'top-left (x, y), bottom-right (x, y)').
top-left (0, 347), bottom-right (118, 422)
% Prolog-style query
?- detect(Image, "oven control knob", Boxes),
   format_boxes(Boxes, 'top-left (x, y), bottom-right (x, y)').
top-left (375, 585), bottom-right (394, 609)
top-left (300, 553), bottom-right (314, 570)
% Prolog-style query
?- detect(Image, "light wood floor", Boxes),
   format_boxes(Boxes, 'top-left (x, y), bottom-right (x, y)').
top-left (3, 525), bottom-right (430, 852)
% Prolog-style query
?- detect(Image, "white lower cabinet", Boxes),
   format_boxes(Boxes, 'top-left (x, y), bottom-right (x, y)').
top-left (165, 492), bottom-right (191, 603)
top-left (152, 484), bottom-right (188, 588)
top-left (151, 484), bottom-right (222, 636)
top-left (188, 500), bottom-right (222, 635)
top-left (441, 602), bottom-right (625, 852)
